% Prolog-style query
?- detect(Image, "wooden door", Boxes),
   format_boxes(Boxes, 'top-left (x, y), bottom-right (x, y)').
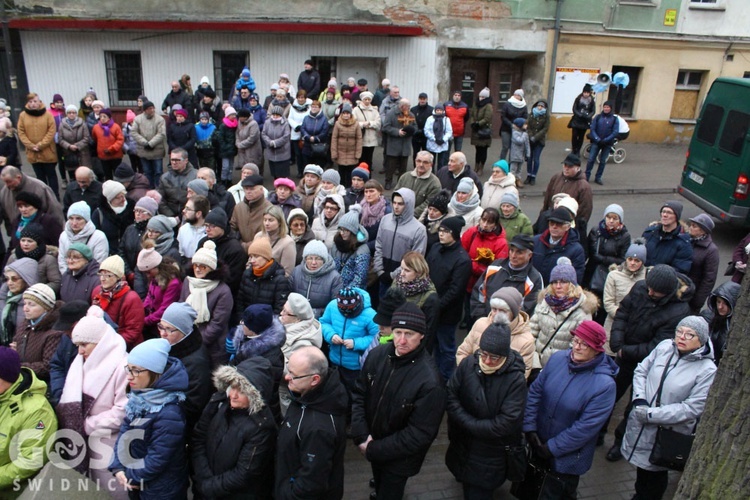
top-left (450, 58), bottom-right (489, 137)
top-left (488, 60), bottom-right (524, 136)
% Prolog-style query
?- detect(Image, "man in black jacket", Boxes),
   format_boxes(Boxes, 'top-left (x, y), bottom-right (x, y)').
top-left (63, 166), bottom-right (102, 215)
top-left (471, 234), bottom-right (543, 319)
top-left (197, 207), bottom-right (245, 294)
top-left (436, 151), bottom-right (483, 197)
top-left (426, 216), bottom-right (472, 382)
top-left (297, 60), bottom-right (321, 101)
top-left (606, 264), bottom-right (694, 461)
top-left (352, 303), bottom-right (446, 500)
top-left (275, 346), bottom-right (348, 500)
top-left (411, 93), bottom-right (433, 166)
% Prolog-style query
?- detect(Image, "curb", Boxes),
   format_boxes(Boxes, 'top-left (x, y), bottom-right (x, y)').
top-left (519, 186), bottom-right (678, 198)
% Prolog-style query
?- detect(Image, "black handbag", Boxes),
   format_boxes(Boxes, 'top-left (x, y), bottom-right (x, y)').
top-left (311, 141), bottom-right (328, 156)
top-left (510, 447), bottom-right (565, 500)
top-left (477, 126), bottom-right (492, 139)
top-left (589, 265), bottom-right (608, 293)
top-left (648, 424), bottom-right (696, 471)
top-left (504, 443), bottom-right (528, 482)
top-left (723, 261), bottom-right (735, 276)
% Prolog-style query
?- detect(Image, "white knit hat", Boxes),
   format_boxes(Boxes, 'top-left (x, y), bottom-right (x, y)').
top-left (192, 240), bottom-right (218, 270)
top-left (23, 283), bottom-right (56, 310)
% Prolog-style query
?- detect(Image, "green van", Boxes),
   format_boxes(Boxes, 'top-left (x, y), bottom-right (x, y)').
top-left (678, 77), bottom-right (750, 227)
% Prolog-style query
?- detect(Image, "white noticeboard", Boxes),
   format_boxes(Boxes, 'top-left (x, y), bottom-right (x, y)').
top-left (552, 67), bottom-right (599, 114)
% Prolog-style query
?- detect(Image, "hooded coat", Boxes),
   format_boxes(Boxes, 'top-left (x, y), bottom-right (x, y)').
top-left (109, 357), bottom-right (189, 499)
top-left (524, 350), bottom-right (618, 476)
top-left (275, 368), bottom-right (348, 500)
top-left (446, 350), bottom-right (527, 489)
top-left (373, 188), bottom-right (428, 283)
top-left (526, 99), bottom-right (550, 146)
top-left (57, 220), bottom-right (109, 273)
top-left (621, 339), bottom-right (716, 471)
top-left (700, 280), bottom-right (740, 363)
top-left (320, 287), bottom-right (378, 371)
top-left (57, 116), bottom-right (93, 167)
top-left (289, 258), bottom-right (342, 319)
top-left (191, 360), bottom-right (277, 499)
top-left (499, 208), bottom-right (533, 243)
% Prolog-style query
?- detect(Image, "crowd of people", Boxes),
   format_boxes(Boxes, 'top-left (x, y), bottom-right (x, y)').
top-left (0, 62), bottom-right (743, 500)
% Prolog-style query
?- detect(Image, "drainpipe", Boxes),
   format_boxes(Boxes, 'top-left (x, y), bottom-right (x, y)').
top-left (546, 0), bottom-right (564, 109)
top-left (0, 2), bottom-right (18, 121)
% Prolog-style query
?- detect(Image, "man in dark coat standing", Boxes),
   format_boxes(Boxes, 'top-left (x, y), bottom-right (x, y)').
top-left (532, 207), bottom-right (586, 284)
top-left (426, 216), bottom-right (472, 382)
top-left (539, 153), bottom-right (593, 237)
top-left (63, 166), bottom-right (102, 215)
top-left (585, 100), bottom-right (619, 184)
top-left (410, 93), bottom-right (433, 165)
top-left (436, 151), bottom-right (483, 197)
top-left (297, 60), bottom-right (321, 101)
top-left (275, 346), bottom-right (348, 500)
top-left (352, 303), bottom-right (446, 500)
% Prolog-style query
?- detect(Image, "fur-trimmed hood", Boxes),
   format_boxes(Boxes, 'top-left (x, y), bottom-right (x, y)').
top-left (212, 357), bottom-right (272, 415)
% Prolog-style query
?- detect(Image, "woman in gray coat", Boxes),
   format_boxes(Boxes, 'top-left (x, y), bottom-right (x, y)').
top-left (261, 106), bottom-right (292, 180)
top-left (288, 239), bottom-right (342, 319)
top-left (621, 316), bottom-right (717, 500)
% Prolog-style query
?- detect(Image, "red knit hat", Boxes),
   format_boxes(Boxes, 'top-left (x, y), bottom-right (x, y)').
top-left (571, 321), bottom-right (606, 352)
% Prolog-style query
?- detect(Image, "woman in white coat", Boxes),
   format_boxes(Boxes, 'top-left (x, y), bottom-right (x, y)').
top-left (621, 316), bottom-right (717, 500)
top-left (56, 306), bottom-right (128, 498)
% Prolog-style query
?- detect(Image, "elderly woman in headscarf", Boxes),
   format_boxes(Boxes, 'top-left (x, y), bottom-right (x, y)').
top-left (289, 240), bottom-right (342, 319)
top-left (59, 243), bottom-right (99, 304)
top-left (448, 178), bottom-right (483, 236)
top-left (287, 208), bottom-right (315, 266)
top-left (4, 223), bottom-right (61, 295)
top-left (180, 241), bottom-right (233, 369)
top-left (621, 316), bottom-right (717, 500)
top-left (56, 306), bottom-right (128, 498)
top-left (0, 258), bottom-right (38, 347)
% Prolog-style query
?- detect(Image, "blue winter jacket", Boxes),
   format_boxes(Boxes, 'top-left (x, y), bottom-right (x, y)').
top-left (532, 228), bottom-right (586, 284)
top-left (320, 287), bottom-right (378, 371)
top-left (110, 357), bottom-right (189, 499)
top-left (589, 111), bottom-right (619, 145)
top-left (641, 223), bottom-right (693, 274)
top-left (524, 349), bottom-right (618, 475)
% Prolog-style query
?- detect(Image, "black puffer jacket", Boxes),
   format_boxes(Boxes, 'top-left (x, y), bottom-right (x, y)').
top-left (427, 241), bottom-right (472, 325)
top-left (236, 260), bottom-right (289, 316)
top-left (610, 273), bottom-right (695, 367)
top-left (191, 358), bottom-right (277, 500)
top-left (351, 342), bottom-right (446, 477)
top-left (157, 163), bottom-right (198, 217)
top-left (446, 350), bottom-right (527, 489)
top-left (700, 280), bottom-right (741, 364)
top-left (208, 184), bottom-right (236, 222)
top-left (585, 222), bottom-right (631, 289)
top-left (275, 368), bottom-right (348, 500)
top-left (92, 198), bottom-right (135, 255)
top-left (170, 326), bottom-right (212, 433)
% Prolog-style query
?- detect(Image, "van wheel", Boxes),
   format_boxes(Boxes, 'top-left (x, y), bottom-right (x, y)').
top-left (612, 147), bottom-right (626, 164)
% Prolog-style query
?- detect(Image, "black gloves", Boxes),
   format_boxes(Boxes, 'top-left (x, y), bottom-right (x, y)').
top-left (294, 125), bottom-right (301, 132)
top-left (436, 139), bottom-right (444, 146)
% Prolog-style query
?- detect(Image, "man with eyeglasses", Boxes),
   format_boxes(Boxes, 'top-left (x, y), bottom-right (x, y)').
top-left (641, 200), bottom-right (693, 274)
top-left (532, 207), bottom-right (585, 285)
top-left (275, 345), bottom-right (348, 499)
top-left (177, 195), bottom-right (209, 260)
top-left (606, 263), bottom-right (693, 462)
top-left (229, 174), bottom-right (272, 251)
top-left (157, 147), bottom-right (198, 217)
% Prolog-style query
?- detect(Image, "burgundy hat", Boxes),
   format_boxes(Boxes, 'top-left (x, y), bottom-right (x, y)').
top-left (572, 320), bottom-right (606, 352)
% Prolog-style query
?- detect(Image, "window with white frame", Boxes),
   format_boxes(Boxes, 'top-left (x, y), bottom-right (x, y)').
top-left (670, 70), bottom-right (706, 120)
top-left (104, 51), bottom-right (143, 107)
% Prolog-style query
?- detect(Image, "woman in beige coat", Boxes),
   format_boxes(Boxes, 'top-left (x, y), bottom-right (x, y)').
top-left (330, 103), bottom-right (363, 188)
top-left (352, 91), bottom-right (380, 169)
top-left (456, 287), bottom-right (534, 379)
top-left (253, 205), bottom-right (296, 277)
top-left (17, 92), bottom-right (58, 196)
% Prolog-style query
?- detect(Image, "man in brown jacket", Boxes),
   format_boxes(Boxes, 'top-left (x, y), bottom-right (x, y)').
top-left (229, 174), bottom-right (271, 251)
top-left (539, 152), bottom-right (593, 243)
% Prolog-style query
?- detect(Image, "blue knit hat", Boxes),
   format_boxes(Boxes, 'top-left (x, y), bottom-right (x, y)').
top-left (161, 302), bottom-right (198, 337)
top-left (67, 201), bottom-right (91, 222)
top-left (128, 338), bottom-right (171, 374)
top-left (242, 304), bottom-right (273, 334)
top-left (550, 256), bottom-right (577, 285)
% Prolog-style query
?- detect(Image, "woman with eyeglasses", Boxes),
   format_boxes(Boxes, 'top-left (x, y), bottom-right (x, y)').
top-left (0, 258), bottom-right (38, 346)
top-left (110, 338), bottom-right (190, 499)
top-left (529, 257), bottom-right (597, 370)
top-left (621, 316), bottom-right (716, 500)
top-left (137, 240), bottom-right (183, 340)
top-left (57, 306), bottom-right (128, 498)
top-left (289, 240), bottom-right (342, 319)
top-left (287, 208), bottom-right (316, 266)
top-left (446, 314), bottom-right (527, 499)
top-left (277, 293), bottom-right (323, 415)
top-left (59, 243), bottom-right (100, 304)
top-left (91, 255), bottom-right (145, 350)
top-left (524, 321), bottom-right (618, 499)
top-left (179, 241), bottom-right (233, 369)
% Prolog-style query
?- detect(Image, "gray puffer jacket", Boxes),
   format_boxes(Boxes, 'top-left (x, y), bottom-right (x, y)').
top-left (288, 258), bottom-right (342, 319)
top-left (621, 339), bottom-right (716, 471)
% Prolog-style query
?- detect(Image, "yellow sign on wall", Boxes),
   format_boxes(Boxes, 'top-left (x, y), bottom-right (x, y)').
top-left (664, 9), bottom-right (677, 26)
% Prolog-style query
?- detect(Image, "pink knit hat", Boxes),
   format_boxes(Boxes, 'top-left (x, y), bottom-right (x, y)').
top-left (274, 177), bottom-right (296, 191)
top-left (137, 240), bottom-right (162, 271)
top-left (126, 109), bottom-right (136, 123)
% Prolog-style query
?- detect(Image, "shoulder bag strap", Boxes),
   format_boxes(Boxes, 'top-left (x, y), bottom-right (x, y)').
top-left (652, 350), bottom-right (676, 407)
top-left (540, 310), bottom-right (574, 354)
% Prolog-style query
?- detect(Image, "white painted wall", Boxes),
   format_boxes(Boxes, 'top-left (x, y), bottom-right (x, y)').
top-left (677, 0), bottom-right (750, 37)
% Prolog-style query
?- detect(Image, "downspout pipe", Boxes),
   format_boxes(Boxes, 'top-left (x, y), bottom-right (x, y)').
top-left (547, 0), bottom-right (564, 109)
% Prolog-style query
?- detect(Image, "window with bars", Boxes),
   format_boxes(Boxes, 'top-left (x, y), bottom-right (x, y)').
top-left (104, 51), bottom-right (143, 107)
top-left (213, 51), bottom-right (249, 102)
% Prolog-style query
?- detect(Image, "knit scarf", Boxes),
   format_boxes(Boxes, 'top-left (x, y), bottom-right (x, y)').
top-left (23, 107), bottom-right (46, 117)
top-left (186, 277), bottom-right (220, 323)
top-left (108, 201), bottom-right (127, 215)
top-left (100, 121), bottom-right (113, 137)
top-left (252, 259), bottom-right (274, 277)
top-left (15, 243), bottom-right (46, 262)
top-left (361, 197), bottom-right (386, 227)
top-left (396, 275), bottom-right (432, 297)
top-left (292, 101), bottom-right (309, 113)
top-left (153, 232), bottom-right (175, 255)
top-left (423, 213), bottom-right (446, 235)
top-left (1, 293), bottom-right (21, 345)
top-left (533, 107), bottom-right (547, 118)
top-left (223, 117), bottom-right (238, 128)
top-left (65, 117), bottom-right (77, 126)
top-left (15, 213), bottom-right (38, 239)
top-left (477, 97), bottom-right (491, 109)
top-left (600, 220), bottom-right (623, 236)
top-left (432, 113), bottom-right (445, 141)
top-left (449, 191), bottom-right (480, 216)
top-left (479, 356), bottom-right (506, 375)
top-left (544, 293), bottom-right (577, 314)
top-left (507, 95), bottom-right (527, 109)
top-left (125, 387), bottom-right (186, 421)
top-left (95, 281), bottom-right (130, 311)
top-left (691, 234), bottom-right (708, 243)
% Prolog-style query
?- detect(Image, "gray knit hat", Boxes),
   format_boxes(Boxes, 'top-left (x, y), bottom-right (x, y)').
top-left (500, 192), bottom-right (519, 208)
top-left (603, 203), bottom-right (624, 223)
top-left (303, 164), bottom-right (324, 178)
top-left (456, 177), bottom-right (474, 193)
top-left (187, 178), bottom-right (209, 197)
top-left (302, 240), bottom-right (329, 261)
top-left (147, 215), bottom-right (177, 235)
top-left (676, 315), bottom-right (709, 346)
top-left (322, 169), bottom-right (341, 185)
top-left (337, 205), bottom-right (368, 242)
top-left (489, 287), bottom-right (523, 320)
top-left (625, 237), bottom-right (647, 263)
top-left (550, 256), bottom-right (577, 285)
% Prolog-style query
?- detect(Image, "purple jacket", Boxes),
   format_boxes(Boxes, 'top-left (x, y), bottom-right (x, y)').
top-left (144, 278), bottom-right (182, 326)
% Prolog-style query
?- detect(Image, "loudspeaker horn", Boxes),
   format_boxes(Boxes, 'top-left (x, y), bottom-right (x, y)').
top-left (596, 72), bottom-right (612, 85)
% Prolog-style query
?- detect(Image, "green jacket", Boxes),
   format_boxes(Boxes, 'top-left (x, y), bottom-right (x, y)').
top-left (500, 209), bottom-right (533, 242)
top-left (0, 368), bottom-right (58, 490)
top-left (394, 171), bottom-right (442, 219)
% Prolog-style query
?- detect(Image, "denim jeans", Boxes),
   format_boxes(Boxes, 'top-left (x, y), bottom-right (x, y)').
top-left (452, 136), bottom-right (464, 152)
top-left (221, 157), bottom-right (233, 182)
top-left (435, 323), bottom-right (458, 382)
top-left (527, 142), bottom-right (545, 178)
top-left (140, 157), bottom-right (163, 188)
top-left (585, 142), bottom-right (610, 180)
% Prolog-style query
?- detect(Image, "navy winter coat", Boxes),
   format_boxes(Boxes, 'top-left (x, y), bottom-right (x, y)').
top-left (523, 349), bottom-right (617, 475)
top-left (589, 111), bottom-right (619, 146)
top-left (533, 228), bottom-right (586, 284)
top-left (641, 223), bottom-right (693, 273)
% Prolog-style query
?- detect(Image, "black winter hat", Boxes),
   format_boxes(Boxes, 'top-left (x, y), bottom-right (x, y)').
top-left (19, 223), bottom-right (45, 247)
top-left (391, 302), bottom-right (426, 335)
top-left (15, 191), bottom-right (42, 209)
top-left (562, 153), bottom-right (581, 166)
top-left (237, 108), bottom-right (251, 118)
top-left (661, 200), bottom-right (683, 221)
top-left (427, 189), bottom-right (451, 216)
top-left (646, 264), bottom-right (678, 295)
top-left (374, 287), bottom-right (406, 326)
top-left (479, 314), bottom-right (511, 357)
top-left (439, 216), bottom-right (465, 241)
top-left (204, 207), bottom-right (228, 231)
top-left (337, 287), bottom-right (364, 318)
top-left (53, 300), bottom-right (90, 331)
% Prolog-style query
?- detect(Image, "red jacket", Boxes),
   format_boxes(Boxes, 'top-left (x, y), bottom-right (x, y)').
top-left (461, 225), bottom-right (509, 292)
top-left (91, 284), bottom-right (144, 349)
top-left (445, 101), bottom-right (469, 138)
top-left (92, 121), bottom-right (125, 160)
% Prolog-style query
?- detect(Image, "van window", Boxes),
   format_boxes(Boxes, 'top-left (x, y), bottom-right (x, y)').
top-left (719, 110), bottom-right (750, 156)
top-left (696, 104), bottom-right (724, 146)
